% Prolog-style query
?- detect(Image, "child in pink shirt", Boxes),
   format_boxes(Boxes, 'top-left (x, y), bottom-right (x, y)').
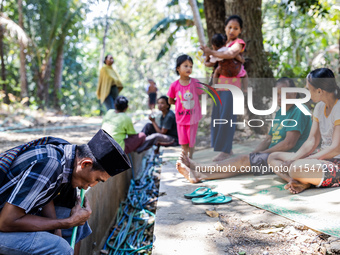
top-left (167, 54), bottom-right (203, 158)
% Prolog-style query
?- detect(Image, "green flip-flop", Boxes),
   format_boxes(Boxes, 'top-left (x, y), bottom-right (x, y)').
top-left (191, 193), bottom-right (232, 205)
top-left (184, 187), bottom-right (217, 199)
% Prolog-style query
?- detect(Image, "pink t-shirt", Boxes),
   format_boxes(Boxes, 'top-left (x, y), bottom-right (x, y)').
top-left (228, 38), bottom-right (246, 52)
top-left (167, 78), bottom-right (203, 125)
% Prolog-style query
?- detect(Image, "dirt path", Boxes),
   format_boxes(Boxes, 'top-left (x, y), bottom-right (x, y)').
top-left (0, 116), bottom-right (102, 153)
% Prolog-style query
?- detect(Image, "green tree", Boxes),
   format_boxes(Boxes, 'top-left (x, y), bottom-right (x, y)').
top-left (24, 0), bottom-right (87, 108)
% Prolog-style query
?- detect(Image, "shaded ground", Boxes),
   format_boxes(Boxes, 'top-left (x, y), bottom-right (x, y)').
top-left (153, 147), bottom-right (340, 255)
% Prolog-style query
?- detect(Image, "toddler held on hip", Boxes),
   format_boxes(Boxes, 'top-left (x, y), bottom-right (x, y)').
top-left (201, 15), bottom-right (248, 92)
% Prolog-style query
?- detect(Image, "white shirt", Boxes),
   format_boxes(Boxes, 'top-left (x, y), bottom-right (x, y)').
top-left (313, 99), bottom-right (340, 158)
top-left (209, 46), bottom-right (227, 63)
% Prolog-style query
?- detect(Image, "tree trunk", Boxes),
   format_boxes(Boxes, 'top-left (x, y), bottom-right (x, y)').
top-left (224, 0), bottom-right (274, 134)
top-left (0, 24), bottom-right (8, 104)
top-left (37, 72), bottom-right (44, 105)
top-left (203, 0), bottom-right (226, 46)
top-left (188, 0), bottom-right (205, 45)
top-left (0, 0), bottom-right (8, 104)
top-left (37, 57), bottom-right (52, 108)
top-left (204, 0), bottom-right (274, 134)
top-left (53, 38), bottom-right (64, 110)
top-left (99, 0), bottom-right (112, 69)
top-left (18, 0), bottom-right (28, 101)
top-left (43, 57), bottom-right (52, 108)
top-left (223, 0), bottom-right (272, 79)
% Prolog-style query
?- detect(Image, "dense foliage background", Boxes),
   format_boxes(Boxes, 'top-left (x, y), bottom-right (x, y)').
top-left (0, 0), bottom-right (339, 116)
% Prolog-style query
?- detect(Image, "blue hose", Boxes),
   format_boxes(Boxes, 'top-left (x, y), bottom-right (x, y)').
top-left (102, 151), bottom-right (161, 254)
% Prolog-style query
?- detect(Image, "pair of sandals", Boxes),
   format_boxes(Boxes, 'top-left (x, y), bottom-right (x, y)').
top-left (184, 187), bottom-right (232, 205)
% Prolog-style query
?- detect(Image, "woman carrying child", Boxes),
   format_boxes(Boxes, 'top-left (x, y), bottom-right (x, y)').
top-left (167, 54), bottom-right (203, 159)
top-left (201, 15), bottom-right (247, 162)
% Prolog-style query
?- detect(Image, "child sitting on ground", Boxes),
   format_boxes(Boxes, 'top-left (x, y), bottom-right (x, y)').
top-left (102, 96), bottom-right (146, 154)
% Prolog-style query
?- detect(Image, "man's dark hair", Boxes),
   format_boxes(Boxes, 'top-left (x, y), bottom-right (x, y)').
top-left (276, 77), bottom-right (300, 98)
top-left (157, 95), bottom-right (171, 110)
top-left (77, 144), bottom-right (104, 172)
top-left (276, 77), bottom-right (296, 87)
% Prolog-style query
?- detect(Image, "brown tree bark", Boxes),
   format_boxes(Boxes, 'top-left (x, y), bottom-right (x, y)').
top-left (43, 57), bottom-right (52, 108)
top-left (204, 0), bottom-right (273, 78)
top-left (204, 0), bottom-right (274, 134)
top-left (224, 0), bottom-right (274, 134)
top-left (18, 0), bottom-right (28, 101)
top-left (203, 0), bottom-right (226, 46)
top-left (37, 57), bottom-right (52, 108)
top-left (53, 38), bottom-right (64, 110)
top-left (223, 0), bottom-right (273, 79)
top-left (0, 0), bottom-right (9, 104)
top-left (0, 24), bottom-right (8, 104)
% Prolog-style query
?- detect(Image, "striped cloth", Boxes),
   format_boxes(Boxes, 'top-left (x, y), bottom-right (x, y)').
top-left (0, 137), bottom-right (74, 213)
top-left (0, 137), bottom-right (49, 175)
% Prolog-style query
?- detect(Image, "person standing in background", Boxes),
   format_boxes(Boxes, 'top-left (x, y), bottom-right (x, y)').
top-left (147, 79), bottom-right (158, 110)
top-left (96, 54), bottom-right (123, 110)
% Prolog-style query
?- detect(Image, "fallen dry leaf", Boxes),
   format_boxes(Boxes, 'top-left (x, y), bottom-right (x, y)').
top-left (214, 221), bottom-right (224, 231)
top-left (258, 227), bottom-right (283, 234)
top-left (205, 209), bottom-right (219, 218)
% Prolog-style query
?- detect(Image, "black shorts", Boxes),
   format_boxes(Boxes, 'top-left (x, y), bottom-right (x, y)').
top-left (149, 93), bottom-right (157, 104)
top-left (249, 152), bottom-right (274, 176)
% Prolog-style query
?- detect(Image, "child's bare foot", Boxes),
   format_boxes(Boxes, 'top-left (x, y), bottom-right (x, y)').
top-left (284, 179), bottom-right (311, 194)
top-left (213, 151), bottom-right (232, 162)
top-left (179, 150), bottom-right (196, 169)
top-left (176, 161), bottom-right (200, 183)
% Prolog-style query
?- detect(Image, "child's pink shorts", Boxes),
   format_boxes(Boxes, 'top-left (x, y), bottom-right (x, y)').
top-left (177, 123), bottom-right (198, 148)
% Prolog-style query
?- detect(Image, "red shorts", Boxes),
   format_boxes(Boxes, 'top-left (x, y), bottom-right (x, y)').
top-left (176, 123), bottom-right (198, 148)
top-left (317, 158), bottom-right (340, 188)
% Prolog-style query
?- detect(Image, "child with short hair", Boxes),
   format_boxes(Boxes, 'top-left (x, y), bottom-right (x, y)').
top-left (167, 54), bottom-right (203, 159)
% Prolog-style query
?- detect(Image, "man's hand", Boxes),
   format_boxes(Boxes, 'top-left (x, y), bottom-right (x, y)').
top-left (149, 115), bottom-right (156, 122)
top-left (69, 196), bottom-right (92, 227)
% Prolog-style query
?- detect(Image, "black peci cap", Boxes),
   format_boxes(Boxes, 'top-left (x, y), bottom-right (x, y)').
top-left (88, 129), bottom-right (131, 176)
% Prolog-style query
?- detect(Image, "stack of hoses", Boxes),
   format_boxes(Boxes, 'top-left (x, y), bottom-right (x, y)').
top-left (101, 151), bottom-right (161, 255)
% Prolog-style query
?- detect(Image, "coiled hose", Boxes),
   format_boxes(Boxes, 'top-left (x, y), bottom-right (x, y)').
top-left (101, 151), bottom-right (161, 255)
